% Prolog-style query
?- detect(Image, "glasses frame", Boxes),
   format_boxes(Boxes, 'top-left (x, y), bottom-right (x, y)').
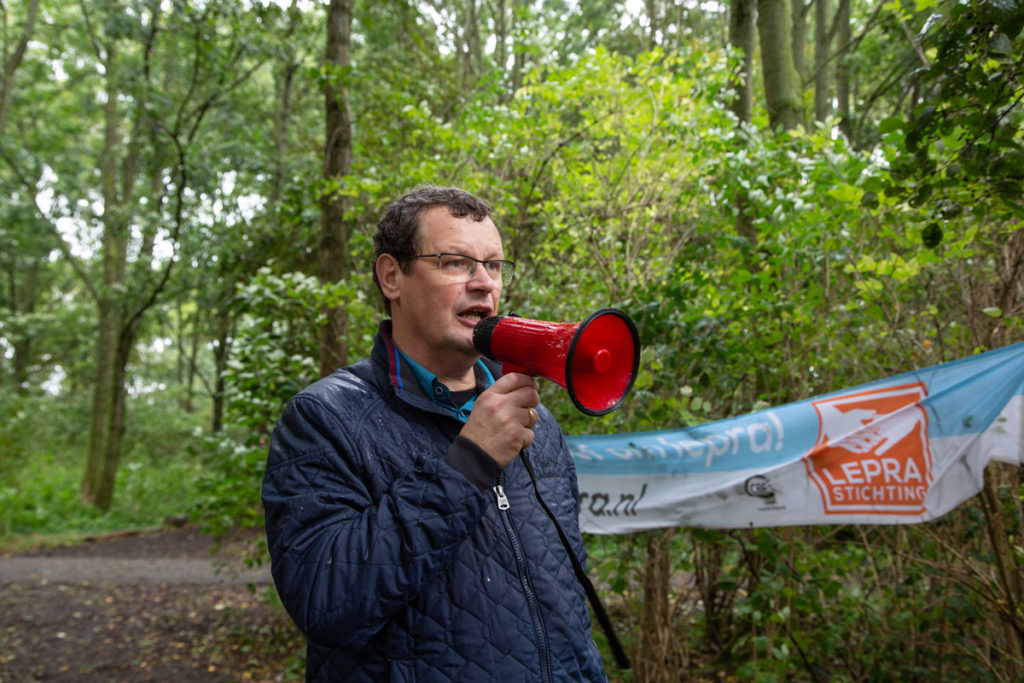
top-left (410, 252), bottom-right (516, 287)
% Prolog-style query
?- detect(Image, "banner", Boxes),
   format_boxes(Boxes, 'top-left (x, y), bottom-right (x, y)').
top-left (568, 342), bottom-right (1024, 534)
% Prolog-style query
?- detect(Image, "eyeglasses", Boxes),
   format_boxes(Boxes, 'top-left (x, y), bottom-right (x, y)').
top-left (410, 252), bottom-right (516, 287)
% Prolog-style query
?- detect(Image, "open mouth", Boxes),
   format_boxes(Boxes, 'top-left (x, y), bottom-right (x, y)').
top-left (459, 308), bottom-right (491, 323)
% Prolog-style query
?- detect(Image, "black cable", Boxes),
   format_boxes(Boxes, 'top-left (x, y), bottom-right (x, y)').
top-left (521, 451), bottom-right (632, 670)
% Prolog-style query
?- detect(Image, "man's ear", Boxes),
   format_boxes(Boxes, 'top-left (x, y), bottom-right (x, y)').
top-left (376, 254), bottom-right (402, 304)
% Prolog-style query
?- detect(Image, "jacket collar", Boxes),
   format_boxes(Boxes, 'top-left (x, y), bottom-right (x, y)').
top-left (372, 320), bottom-right (502, 414)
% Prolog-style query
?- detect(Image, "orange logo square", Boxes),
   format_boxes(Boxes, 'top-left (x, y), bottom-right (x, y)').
top-left (804, 383), bottom-right (933, 515)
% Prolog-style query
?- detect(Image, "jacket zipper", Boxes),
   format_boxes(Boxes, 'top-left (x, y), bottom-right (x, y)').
top-left (494, 472), bottom-right (553, 683)
top-left (493, 483), bottom-right (510, 510)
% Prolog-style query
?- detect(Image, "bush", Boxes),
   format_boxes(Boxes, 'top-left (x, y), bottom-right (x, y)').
top-left (0, 389), bottom-right (207, 543)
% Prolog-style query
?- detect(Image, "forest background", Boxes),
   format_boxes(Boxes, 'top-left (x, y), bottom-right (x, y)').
top-left (1, 0), bottom-right (1022, 680)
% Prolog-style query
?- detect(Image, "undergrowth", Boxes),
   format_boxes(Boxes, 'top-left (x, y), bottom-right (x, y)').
top-left (0, 391), bottom-right (208, 549)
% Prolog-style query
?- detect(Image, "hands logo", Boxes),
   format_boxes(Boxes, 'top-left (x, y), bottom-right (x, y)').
top-left (804, 383), bottom-right (933, 515)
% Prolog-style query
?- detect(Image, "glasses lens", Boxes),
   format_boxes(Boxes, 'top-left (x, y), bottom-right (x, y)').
top-left (499, 261), bottom-right (515, 286)
top-left (483, 260), bottom-right (515, 286)
top-left (434, 254), bottom-right (514, 286)
top-left (437, 254), bottom-right (472, 280)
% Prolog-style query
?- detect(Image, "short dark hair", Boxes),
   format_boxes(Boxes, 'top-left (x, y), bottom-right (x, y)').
top-left (372, 185), bottom-right (493, 314)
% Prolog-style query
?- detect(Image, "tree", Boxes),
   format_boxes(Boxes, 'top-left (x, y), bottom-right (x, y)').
top-left (813, 0), bottom-right (832, 122)
top-left (177, 0), bottom-right (324, 432)
top-left (835, 0), bottom-right (851, 136)
top-left (758, 0), bottom-right (803, 129)
top-left (0, 0), bottom-right (37, 138)
top-left (318, 0), bottom-right (354, 377)
top-left (889, 0), bottom-right (1024, 216)
top-left (66, 1), bottom-right (267, 510)
top-left (0, 0), bottom-right (40, 390)
top-left (729, 0), bottom-right (757, 124)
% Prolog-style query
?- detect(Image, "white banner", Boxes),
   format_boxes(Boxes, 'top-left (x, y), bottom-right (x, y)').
top-left (569, 342), bottom-right (1024, 533)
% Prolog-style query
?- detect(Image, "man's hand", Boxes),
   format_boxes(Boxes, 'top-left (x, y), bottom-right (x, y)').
top-left (460, 373), bottom-right (540, 467)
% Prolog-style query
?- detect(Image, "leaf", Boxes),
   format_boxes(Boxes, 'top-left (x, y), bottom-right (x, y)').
top-left (921, 222), bottom-right (943, 248)
top-left (827, 184), bottom-right (863, 205)
top-left (981, 307), bottom-right (1003, 317)
top-left (879, 116), bottom-right (905, 135)
top-left (989, 32), bottom-right (1013, 56)
top-left (983, 0), bottom-right (1020, 23)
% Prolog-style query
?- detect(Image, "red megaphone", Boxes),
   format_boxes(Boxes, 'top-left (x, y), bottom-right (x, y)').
top-left (473, 308), bottom-right (641, 416)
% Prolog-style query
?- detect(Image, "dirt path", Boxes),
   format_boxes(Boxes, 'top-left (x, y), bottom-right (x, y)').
top-left (0, 556), bottom-right (268, 584)
top-left (0, 526), bottom-right (302, 682)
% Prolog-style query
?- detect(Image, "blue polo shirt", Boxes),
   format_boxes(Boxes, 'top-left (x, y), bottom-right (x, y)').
top-left (398, 350), bottom-right (497, 423)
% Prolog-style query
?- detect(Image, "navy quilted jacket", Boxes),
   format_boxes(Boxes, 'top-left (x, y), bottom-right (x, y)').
top-left (262, 322), bottom-right (608, 682)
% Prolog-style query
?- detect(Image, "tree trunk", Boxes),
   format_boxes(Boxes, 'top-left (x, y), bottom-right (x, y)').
top-left (510, 0), bottom-right (527, 93)
top-left (758, 0), bottom-right (803, 130)
top-left (270, 1), bottom-right (302, 208)
top-left (83, 309), bottom-right (118, 508)
top-left (495, 0), bottom-right (507, 85)
top-left (729, 0), bottom-right (757, 124)
top-left (271, 62), bottom-right (297, 208)
top-left (83, 312), bottom-right (136, 511)
top-left (211, 311), bottom-right (231, 433)
top-left (636, 529), bottom-right (686, 682)
top-left (814, 0), bottom-right (833, 122)
top-left (979, 467), bottom-right (1024, 665)
top-left (319, 0), bottom-right (353, 378)
top-left (645, 0), bottom-right (660, 48)
top-left (80, 12), bottom-right (160, 510)
top-left (0, 0), bottom-right (39, 139)
top-left (790, 0), bottom-right (808, 85)
top-left (457, 0), bottom-right (482, 91)
top-left (11, 262), bottom-right (37, 392)
top-left (83, 42), bottom-right (131, 511)
top-left (729, 0), bottom-right (758, 244)
top-left (181, 309), bottom-right (199, 414)
top-left (835, 0), bottom-right (852, 138)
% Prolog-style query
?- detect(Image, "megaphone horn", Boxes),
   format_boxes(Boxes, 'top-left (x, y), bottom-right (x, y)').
top-left (473, 308), bottom-right (641, 416)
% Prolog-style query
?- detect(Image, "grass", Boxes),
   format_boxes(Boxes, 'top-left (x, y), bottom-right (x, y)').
top-left (0, 391), bottom-right (211, 551)
top-left (0, 452), bottom-right (206, 551)
top-left (0, 391), bottom-right (305, 678)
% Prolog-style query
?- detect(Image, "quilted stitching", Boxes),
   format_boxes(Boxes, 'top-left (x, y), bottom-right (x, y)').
top-left (263, 327), bottom-right (608, 682)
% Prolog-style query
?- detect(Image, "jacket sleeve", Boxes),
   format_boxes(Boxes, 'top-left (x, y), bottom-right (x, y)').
top-left (261, 390), bottom-right (491, 649)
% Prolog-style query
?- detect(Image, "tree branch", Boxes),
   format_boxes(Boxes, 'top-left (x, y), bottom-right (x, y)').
top-left (0, 0), bottom-right (39, 138)
top-left (0, 144), bottom-right (100, 302)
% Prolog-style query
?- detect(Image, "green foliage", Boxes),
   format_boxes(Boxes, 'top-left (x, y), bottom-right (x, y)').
top-left (0, 391), bottom-right (206, 541)
top-left (3, 1), bottom-right (1024, 679)
top-left (887, 0), bottom-right (1024, 217)
top-left (190, 266), bottom-right (376, 541)
top-left (189, 433), bottom-right (269, 542)
top-left (226, 267), bottom-right (374, 433)
top-left (193, 22), bottom-right (1024, 679)
top-left (0, 453), bottom-right (200, 539)
top-left (0, 393), bottom-right (89, 487)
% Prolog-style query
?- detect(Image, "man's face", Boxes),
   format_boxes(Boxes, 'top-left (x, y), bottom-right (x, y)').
top-left (387, 206), bottom-right (504, 373)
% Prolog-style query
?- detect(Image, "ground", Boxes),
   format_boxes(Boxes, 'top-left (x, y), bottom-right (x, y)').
top-left (0, 525), bottom-right (305, 682)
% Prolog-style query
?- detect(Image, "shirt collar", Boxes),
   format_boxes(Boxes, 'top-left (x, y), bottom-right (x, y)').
top-left (392, 342), bottom-right (496, 423)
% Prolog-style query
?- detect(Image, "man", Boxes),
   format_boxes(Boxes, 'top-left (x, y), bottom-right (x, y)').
top-left (262, 186), bottom-right (608, 681)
